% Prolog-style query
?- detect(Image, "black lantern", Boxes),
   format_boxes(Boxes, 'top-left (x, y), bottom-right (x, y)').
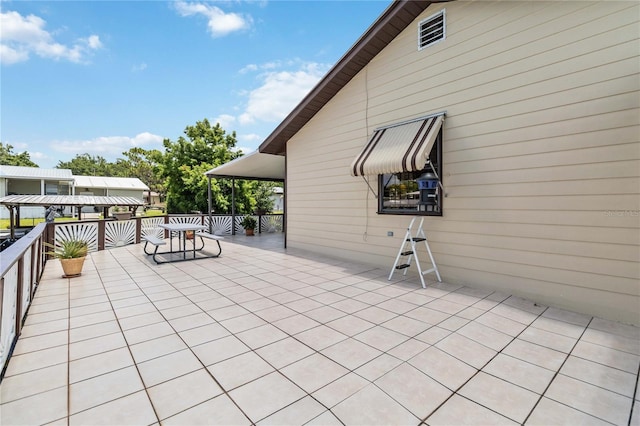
top-left (416, 171), bottom-right (439, 211)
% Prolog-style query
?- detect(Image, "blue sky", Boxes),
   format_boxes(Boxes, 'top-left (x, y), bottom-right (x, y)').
top-left (1, 0), bottom-right (389, 168)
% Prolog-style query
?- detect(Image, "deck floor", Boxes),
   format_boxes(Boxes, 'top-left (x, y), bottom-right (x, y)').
top-left (1, 234), bottom-right (638, 425)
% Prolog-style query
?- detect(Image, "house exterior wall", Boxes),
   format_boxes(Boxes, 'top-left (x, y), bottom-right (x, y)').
top-left (285, 1), bottom-right (640, 324)
top-left (106, 189), bottom-right (144, 200)
top-left (7, 179), bottom-right (40, 195)
top-left (2, 180), bottom-right (41, 219)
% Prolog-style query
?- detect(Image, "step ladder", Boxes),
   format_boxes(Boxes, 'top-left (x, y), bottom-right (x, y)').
top-left (389, 217), bottom-right (441, 288)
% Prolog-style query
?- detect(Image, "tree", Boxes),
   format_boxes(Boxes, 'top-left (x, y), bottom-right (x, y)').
top-left (157, 119), bottom-right (248, 214)
top-left (253, 181), bottom-right (278, 214)
top-left (120, 147), bottom-right (165, 197)
top-left (0, 142), bottom-right (39, 167)
top-left (57, 153), bottom-right (114, 176)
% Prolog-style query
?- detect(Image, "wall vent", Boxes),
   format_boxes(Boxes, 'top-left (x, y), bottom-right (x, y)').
top-left (418, 10), bottom-right (445, 50)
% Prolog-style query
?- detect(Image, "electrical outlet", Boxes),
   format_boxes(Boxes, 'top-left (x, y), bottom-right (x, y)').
top-left (387, 231), bottom-right (394, 237)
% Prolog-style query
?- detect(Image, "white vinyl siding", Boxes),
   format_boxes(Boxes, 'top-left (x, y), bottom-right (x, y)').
top-left (285, 1), bottom-right (640, 324)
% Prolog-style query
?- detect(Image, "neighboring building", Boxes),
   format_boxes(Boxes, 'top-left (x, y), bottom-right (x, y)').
top-left (144, 191), bottom-right (162, 206)
top-left (74, 175), bottom-right (149, 213)
top-left (260, 1), bottom-right (640, 324)
top-left (271, 187), bottom-right (284, 212)
top-left (0, 165), bottom-right (74, 219)
top-left (0, 165), bottom-right (149, 218)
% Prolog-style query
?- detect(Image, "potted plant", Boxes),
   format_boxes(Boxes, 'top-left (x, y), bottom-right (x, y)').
top-left (112, 206), bottom-right (132, 220)
top-left (45, 239), bottom-right (89, 277)
top-left (240, 215), bottom-right (257, 236)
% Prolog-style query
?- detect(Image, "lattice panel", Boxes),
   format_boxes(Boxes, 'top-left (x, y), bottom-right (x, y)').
top-left (105, 220), bottom-right (136, 248)
top-left (141, 217), bottom-right (164, 239)
top-left (260, 215), bottom-right (283, 233)
top-left (235, 215), bottom-right (250, 233)
top-left (206, 215), bottom-right (233, 235)
top-left (55, 223), bottom-right (99, 252)
top-left (170, 216), bottom-right (201, 225)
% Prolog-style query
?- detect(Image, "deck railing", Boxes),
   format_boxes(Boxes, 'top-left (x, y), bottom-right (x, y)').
top-left (0, 222), bottom-right (47, 378)
top-left (46, 213), bottom-right (283, 252)
top-left (0, 213), bottom-right (282, 379)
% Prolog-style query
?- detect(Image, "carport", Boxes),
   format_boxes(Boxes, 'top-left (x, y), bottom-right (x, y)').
top-left (0, 195), bottom-right (144, 239)
top-left (204, 150), bottom-right (285, 241)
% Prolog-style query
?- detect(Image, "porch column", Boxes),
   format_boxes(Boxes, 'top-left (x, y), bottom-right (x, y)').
top-left (231, 177), bottom-right (236, 236)
top-left (207, 176), bottom-right (213, 234)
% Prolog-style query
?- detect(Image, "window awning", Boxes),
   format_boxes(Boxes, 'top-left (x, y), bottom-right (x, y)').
top-left (350, 113), bottom-right (444, 177)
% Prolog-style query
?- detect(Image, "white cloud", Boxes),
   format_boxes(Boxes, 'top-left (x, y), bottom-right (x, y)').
top-left (237, 133), bottom-right (263, 147)
top-left (30, 151), bottom-right (47, 160)
top-left (132, 62), bottom-right (147, 72)
top-left (84, 35), bottom-right (102, 50)
top-left (174, 1), bottom-right (252, 38)
top-left (0, 44), bottom-right (29, 64)
top-left (213, 114), bottom-right (236, 130)
top-left (52, 132), bottom-right (164, 157)
top-left (0, 10), bottom-right (102, 65)
top-left (239, 61), bottom-right (280, 74)
top-left (238, 62), bottom-right (329, 125)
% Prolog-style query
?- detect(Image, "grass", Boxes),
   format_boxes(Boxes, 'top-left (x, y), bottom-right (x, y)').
top-left (1, 210), bottom-right (167, 229)
top-left (0, 217), bottom-right (78, 229)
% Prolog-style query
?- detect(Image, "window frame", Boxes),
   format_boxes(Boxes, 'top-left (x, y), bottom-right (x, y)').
top-left (377, 129), bottom-right (443, 216)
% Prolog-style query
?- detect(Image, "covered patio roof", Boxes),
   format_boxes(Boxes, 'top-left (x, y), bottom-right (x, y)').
top-left (0, 195), bottom-right (145, 208)
top-left (0, 195), bottom-right (145, 238)
top-left (205, 151), bottom-right (285, 181)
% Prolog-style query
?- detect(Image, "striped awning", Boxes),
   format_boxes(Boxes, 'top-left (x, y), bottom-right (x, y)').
top-left (350, 113), bottom-right (444, 177)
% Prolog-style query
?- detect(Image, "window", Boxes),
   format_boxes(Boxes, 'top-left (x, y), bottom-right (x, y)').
top-left (45, 183), bottom-right (59, 195)
top-left (44, 181), bottom-right (71, 196)
top-left (418, 10), bottom-right (445, 50)
top-left (378, 129), bottom-right (442, 216)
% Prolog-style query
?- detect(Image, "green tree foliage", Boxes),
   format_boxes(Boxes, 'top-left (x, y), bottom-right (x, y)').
top-left (55, 149), bottom-right (165, 200)
top-left (0, 142), bottom-right (39, 167)
top-left (157, 119), bottom-right (251, 214)
top-left (121, 147), bottom-right (165, 197)
top-left (253, 181), bottom-right (277, 213)
top-left (57, 153), bottom-right (114, 176)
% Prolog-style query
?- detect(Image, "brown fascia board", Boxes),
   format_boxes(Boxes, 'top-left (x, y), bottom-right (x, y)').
top-left (259, 0), bottom-right (434, 156)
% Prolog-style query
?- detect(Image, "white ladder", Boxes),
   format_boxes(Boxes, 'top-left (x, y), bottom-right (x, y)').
top-left (389, 216), bottom-right (442, 288)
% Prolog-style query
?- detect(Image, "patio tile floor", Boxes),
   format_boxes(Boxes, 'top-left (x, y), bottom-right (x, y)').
top-left (1, 234), bottom-right (639, 425)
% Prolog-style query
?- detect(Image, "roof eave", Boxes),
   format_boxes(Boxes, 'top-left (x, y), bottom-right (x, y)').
top-left (259, 0), bottom-right (434, 155)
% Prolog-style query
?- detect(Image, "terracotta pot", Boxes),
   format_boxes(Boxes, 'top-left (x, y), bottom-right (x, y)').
top-left (245, 228), bottom-right (255, 236)
top-left (61, 256), bottom-right (86, 277)
top-left (113, 212), bottom-right (132, 220)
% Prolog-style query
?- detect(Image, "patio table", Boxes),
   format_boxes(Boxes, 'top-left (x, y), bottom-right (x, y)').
top-left (161, 223), bottom-right (206, 259)
top-left (142, 223), bottom-right (222, 264)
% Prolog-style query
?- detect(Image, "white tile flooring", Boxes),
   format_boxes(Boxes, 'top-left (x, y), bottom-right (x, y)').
top-left (1, 235), bottom-right (639, 425)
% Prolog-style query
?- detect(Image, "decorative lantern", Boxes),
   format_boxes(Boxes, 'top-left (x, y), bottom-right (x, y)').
top-left (416, 172), bottom-right (439, 211)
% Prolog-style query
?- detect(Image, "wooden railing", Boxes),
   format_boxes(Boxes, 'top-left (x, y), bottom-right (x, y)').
top-left (46, 213), bottom-right (283, 252)
top-left (0, 213), bottom-right (282, 379)
top-left (0, 222), bottom-right (47, 379)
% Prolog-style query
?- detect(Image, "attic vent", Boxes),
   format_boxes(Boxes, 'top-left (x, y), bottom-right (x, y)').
top-left (418, 10), bottom-right (445, 50)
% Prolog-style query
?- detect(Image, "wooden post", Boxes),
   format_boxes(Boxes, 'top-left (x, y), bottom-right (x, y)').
top-left (15, 258), bottom-right (23, 334)
top-left (98, 220), bottom-right (105, 251)
top-left (135, 217), bottom-right (141, 244)
top-left (9, 206), bottom-right (15, 239)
